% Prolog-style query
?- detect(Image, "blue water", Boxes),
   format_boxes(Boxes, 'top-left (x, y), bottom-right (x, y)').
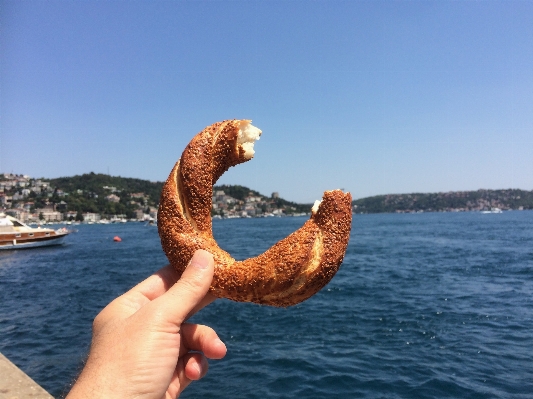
top-left (1, 212), bottom-right (532, 398)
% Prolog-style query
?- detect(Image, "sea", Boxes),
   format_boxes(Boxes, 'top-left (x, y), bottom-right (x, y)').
top-left (0, 211), bottom-right (532, 399)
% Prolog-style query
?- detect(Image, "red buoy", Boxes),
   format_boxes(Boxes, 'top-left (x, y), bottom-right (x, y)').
top-left (113, 236), bottom-right (122, 242)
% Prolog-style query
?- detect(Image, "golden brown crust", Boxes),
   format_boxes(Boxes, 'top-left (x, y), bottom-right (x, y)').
top-left (158, 120), bottom-right (353, 307)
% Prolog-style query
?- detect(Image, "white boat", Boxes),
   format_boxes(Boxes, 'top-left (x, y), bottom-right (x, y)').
top-left (0, 213), bottom-right (70, 250)
top-left (481, 208), bottom-right (503, 214)
top-left (110, 216), bottom-right (128, 223)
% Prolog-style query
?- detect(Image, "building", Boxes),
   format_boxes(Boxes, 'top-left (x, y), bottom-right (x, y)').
top-left (36, 210), bottom-right (63, 222)
top-left (135, 209), bottom-right (145, 220)
top-left (148, 207), bottom-right (158, 219)
top-left (0, 194), bottom-right (12, 206)
top-left (106, 194), bottom-right (120, 203)
top-left (12, 192), bottom-right (25, 201)
top-left (7, 210), bottom-right (30, 223)
top-left (83, 213), bottom-right (101, 222)
top-left (245, 196), bottom-right (262, 203)
top-left (34, 180), bottom-right (51, 190)
top-left (0, 181), bottom-right (14, 190)
top-left (65, 211), bottom-right (77, 220)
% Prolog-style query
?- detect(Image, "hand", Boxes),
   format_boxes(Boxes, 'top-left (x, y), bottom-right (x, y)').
top-left (66, 250), bottom-right (227, 399)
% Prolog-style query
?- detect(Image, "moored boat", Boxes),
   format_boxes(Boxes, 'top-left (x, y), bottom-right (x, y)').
top-left (481, 207), bottom-right (503, 214)
top-left (0, 213), bottom-right (70, 250)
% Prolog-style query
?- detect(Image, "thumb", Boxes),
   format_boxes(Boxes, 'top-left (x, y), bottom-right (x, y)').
top-left (153, 250), bottom-right (215, 325)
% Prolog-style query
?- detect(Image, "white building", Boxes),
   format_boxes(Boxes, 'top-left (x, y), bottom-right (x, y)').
top-left (37, 210), bottom-right (63, 222)
top-left (83, 213), bottom-right (101, 222)
top-left (106, 194), bottom-right (120, 203)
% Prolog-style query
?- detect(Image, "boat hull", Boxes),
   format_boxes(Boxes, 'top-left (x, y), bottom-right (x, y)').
top-left (0, 232), bottom-right (69, 250)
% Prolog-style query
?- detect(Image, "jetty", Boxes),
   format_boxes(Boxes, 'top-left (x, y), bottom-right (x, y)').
top-left (0, 352), bottom-right (53, 399)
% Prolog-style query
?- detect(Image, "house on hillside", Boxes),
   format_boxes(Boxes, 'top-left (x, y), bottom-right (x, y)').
top-left (0, 194), bottom-right (12, 206)
top-left (83, 213), bottom-right (101, 223)
top-left (35, 209), bottom-right (62, 222)
top-left (106, 194), bottom-right (120, 203)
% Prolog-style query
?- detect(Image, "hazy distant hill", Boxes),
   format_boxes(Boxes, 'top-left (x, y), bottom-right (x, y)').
top-left (353, 189), bottom-right (533, 213)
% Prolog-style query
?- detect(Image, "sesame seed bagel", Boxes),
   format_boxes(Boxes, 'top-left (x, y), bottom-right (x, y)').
top-left (158, 120), bottom-right (352, 307)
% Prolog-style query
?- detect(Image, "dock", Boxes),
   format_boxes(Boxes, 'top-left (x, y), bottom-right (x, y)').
top-left (0, 352), bottom-right (53, 399)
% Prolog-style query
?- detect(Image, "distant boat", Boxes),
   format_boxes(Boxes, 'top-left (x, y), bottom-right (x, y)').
top-left (0, 213), bottom-right (70, 250)
top-left (110, 216), bottom-right (128, 223)
top-left (481, 208), bottom-right (503, 214)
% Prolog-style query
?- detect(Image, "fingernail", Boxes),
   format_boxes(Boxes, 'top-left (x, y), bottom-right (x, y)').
top-left (215, 338), bottom-right (226, 350)
top-left (193, 363), bottom-right (201, 377)
top-left (189, 250), bottom-right (212, 270)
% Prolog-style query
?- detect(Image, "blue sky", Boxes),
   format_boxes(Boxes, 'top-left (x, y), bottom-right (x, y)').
top-left (1, 0), bottom-right (532, 203)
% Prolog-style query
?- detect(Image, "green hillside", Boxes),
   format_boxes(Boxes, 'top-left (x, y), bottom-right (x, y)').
top-left (353, 189), bottom-right (533, 213)
top-left (45, 173), bottom-right (163, 218)
top-left (41, 174), bottom-right (312, 216)
top-left (5, 172), bottom-right (532, 216)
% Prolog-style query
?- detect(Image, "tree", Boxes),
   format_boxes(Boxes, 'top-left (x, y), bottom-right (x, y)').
top-left (39, 212), bottom-right (44, 221)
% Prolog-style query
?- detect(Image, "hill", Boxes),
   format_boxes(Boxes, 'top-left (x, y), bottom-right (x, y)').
top-left (50, 172), bottom-right (163, 205)
top-left (4, 173), bottom-right (532, 217)
top-left (39, 172), bottom-right (312, 217)
top-left (213, 184), bottom-right (312, 214)
top-left (45, 173), bottom-right (163, 218)
top-left (353, 189), bottom-right (533, 213)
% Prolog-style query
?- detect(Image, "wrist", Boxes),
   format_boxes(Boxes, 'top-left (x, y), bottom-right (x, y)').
top-left (66, 360), bottom-right (124, 399)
